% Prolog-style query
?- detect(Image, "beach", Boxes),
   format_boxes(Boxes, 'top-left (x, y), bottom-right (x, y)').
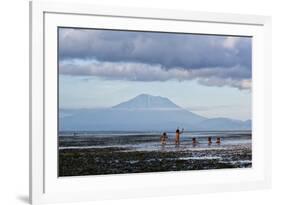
top-left (59, 131), bottom-right (252, 176)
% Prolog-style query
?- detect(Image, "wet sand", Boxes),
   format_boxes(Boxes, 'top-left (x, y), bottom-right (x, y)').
top-left (59, 143), bottom-right (252, 176)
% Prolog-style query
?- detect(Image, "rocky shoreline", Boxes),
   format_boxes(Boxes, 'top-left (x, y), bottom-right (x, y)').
top-left (59, 145), bottom-right (252, 176)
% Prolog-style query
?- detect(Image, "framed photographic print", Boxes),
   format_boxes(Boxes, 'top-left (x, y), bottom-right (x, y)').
top-left (30, 1), bottom-right (272, 204)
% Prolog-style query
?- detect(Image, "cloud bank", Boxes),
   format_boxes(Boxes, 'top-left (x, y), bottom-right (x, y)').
top-left (59, 28), bottom-right (252, 90)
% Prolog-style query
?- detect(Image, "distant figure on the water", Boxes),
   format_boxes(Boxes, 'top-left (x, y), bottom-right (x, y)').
top-left (208, 137), bottom-right (212, 145)
top-left (192, 137), bottom-right (197, 145)
top-left (160, 132), bottom-right (168, 145)
top-left (175, 128), bottom-right (184, 145)
top-left (216, 137), bottom-right (221, 144)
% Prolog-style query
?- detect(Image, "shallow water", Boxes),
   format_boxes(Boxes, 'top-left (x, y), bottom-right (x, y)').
top-left (59, 130), bottom-right (251, 152)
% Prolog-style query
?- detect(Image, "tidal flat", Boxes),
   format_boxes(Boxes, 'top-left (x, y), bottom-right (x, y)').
top-left (59, 143), bottom-right (252, 176)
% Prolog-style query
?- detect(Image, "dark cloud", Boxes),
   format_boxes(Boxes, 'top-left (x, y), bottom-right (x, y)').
top-left (59, 28), bottom-right (251, 70)
top-left (60, 60), bottom-right (251, 90)
top-left (58, 28), bottom-right (252, 89)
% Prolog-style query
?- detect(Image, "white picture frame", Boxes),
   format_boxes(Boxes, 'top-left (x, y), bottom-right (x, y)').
top-left (29, 1), bottom-right (272, 204)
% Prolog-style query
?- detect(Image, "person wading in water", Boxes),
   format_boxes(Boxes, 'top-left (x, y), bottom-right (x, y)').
top-left (175, 128), bottom-right (184, 145)
top-left (160, 132), bottom-right (168, 145)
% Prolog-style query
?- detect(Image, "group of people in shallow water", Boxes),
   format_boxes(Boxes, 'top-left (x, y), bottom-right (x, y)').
top-left (160, 128), bottom-right (221, 145)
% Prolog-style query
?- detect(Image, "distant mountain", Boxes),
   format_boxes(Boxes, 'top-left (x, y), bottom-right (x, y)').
top-left (59, 94), bottom-right (251, 131)
top-left (113, 94), bottom-right (180, 109)
top-left (199, 118), bottom-right (252, 131)
top-left (244, 120), bottom-right (252, 127)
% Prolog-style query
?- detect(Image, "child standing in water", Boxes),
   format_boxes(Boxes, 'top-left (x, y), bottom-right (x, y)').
top-left (208, 137), bottom-right (212, 145)
top-left (192, 137), bottom-right (197, 145)
top-left (216, 137), bottom-right (221, 144)
top-left (160, 132), bottom-right (168, 145)
top-left (175, 128), bottom-right (184, 145)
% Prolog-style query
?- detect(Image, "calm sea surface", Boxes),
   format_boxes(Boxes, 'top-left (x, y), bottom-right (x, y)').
top-left (59, 130), bottom-right (251, 152)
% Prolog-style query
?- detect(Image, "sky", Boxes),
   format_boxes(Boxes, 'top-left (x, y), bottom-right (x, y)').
top-left (59, 28), bottom-right (252, 120)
